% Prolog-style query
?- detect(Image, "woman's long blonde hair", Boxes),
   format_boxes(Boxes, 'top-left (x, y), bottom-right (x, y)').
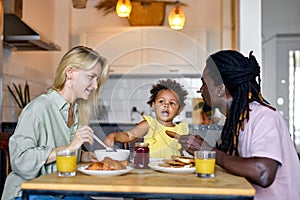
top-left (51, 46), bottom-right (109, 125)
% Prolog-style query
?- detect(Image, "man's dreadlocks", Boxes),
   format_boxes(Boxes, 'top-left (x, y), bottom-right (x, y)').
top-left (206, 50), bottom-right (275, 156)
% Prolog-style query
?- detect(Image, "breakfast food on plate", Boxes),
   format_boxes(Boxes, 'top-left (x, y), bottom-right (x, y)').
top-left (159, 155), bottom-right (195, 168)
top-left (172, 155), bottom-right (195, 165)
top-left (86, 157), bottom-right (128, 170)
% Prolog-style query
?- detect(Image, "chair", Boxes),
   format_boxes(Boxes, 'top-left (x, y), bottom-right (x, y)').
top-left (0, 132), bottom-right (12, 177)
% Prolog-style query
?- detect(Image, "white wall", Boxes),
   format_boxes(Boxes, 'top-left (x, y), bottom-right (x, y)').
top-left (98, 77), bottom-right (201, 124)
top-left (239, 0), bottom-right (261, 62)
top-left (261, 0), bottom-right (300, 136)
top-left (262, 0), bottom-right (300, 41)
top-left (261, 0), bottom-right (300, 104)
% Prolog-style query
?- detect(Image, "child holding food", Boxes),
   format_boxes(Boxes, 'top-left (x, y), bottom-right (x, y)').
top-left (104, 79), bottom-right (189, 159)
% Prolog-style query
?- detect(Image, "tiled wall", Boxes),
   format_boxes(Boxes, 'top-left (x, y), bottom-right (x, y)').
top-left (2, 46), bottom-right (202, 124)
top-left (97, 77), bottom-right (202, 124)
top-left (2, 49), bottom-right (53, 122)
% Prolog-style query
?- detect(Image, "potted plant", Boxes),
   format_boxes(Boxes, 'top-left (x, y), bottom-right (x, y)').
top-left (7, 81), bottom-right (31, 109)
top-left (193, 98), bottom-right (212, 125)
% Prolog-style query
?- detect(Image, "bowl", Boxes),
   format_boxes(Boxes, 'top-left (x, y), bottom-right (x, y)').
top-left (94, 149), bottom-right (130, 161)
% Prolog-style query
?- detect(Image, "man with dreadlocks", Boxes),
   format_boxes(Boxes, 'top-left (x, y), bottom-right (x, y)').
top-left (179, 50), bottom-right (300, 200)
top-left (105, 79), bottom-right (189, 159)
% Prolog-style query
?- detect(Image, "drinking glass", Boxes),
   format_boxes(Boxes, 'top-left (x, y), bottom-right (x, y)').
top-left (194, 150), bottom-right (216, 178)
top-left (56, 149), bottom-right (77, 177)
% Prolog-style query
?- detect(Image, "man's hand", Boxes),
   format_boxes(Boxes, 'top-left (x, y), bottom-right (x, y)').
top-left (179, 134), bottom-right (213, 155)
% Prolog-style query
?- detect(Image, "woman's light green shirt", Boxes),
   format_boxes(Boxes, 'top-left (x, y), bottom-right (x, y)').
top-left (1, 90), bottom-right (79, 200)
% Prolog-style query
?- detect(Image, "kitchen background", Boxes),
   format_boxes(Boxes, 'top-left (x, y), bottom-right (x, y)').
top-left (1, 0), bottom-right (299, 132)
top-left (0, 0), bottom-right (300, 196)
top-left (1, 0), bottom-right (300, 144)
top-left (1, 0), bottom-right (236, 125)
top-left (0, 1), bottom-right (299, 136)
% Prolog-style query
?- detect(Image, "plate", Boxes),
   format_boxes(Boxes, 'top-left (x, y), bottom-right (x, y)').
top-left (78, 165), bottom-right (133, 176)
top-left (149, 163), bottom-right (196, 174)
top-left (150, 158), bottom-right (164, 164)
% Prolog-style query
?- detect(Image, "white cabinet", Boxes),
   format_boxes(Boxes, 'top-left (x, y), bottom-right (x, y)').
top-left (80, 27), bottom-right (207, 76)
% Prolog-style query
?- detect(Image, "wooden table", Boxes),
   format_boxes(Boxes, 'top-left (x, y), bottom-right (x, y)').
top-left (21, 165), bottom-right (255, 200)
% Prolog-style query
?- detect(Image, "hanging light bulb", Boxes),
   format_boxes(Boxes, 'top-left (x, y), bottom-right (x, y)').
top-left (168, 1), bottom-right (185, 30)
top-left (116, 0), bottom-right (132, 17)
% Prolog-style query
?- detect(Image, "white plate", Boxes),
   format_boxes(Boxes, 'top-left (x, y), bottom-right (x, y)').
top-left (149, 158), bottom-right (164, 164)
top-left (78, 165), bottom-right (133, 176)
top-left (149, 163), bottom-right (196, 174)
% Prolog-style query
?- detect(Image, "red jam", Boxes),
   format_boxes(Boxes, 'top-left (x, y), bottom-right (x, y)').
top-left (133, 142), bottom-right (149, 169)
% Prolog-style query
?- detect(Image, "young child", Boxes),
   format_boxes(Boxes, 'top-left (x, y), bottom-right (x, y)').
top-left (104, 79), bottom-right (189, 158)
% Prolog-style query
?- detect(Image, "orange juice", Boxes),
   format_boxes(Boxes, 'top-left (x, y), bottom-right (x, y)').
top-left (195, 158), bottom-right (216, 174)
top-left (56, 155), bottom-right (77, 173)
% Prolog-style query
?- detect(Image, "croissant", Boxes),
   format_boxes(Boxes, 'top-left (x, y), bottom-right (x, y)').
top-left (86, 162), bottom-right (107, 170)
top-left (86, 157), bottom-right (128, 170)
top-left (102, 157), bottom-right (127, 170)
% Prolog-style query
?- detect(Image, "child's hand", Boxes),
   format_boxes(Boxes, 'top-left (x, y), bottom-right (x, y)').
top-left (104, 133), bottom-right (115, 147)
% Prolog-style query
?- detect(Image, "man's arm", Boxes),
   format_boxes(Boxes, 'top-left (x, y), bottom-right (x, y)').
top-left (179, 134), bottom-right (279, 187)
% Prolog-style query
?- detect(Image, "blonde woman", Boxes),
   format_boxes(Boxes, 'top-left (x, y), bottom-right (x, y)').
top-left (2, 46), bottom-right (110, 200)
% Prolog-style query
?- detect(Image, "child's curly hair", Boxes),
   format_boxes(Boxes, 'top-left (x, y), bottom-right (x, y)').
top-left (147, 79), bottom-right (188, 108)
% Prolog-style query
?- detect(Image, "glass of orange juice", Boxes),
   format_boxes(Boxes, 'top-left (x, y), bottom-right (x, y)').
top-left (56, 149), bottom-right (77, 177)
top-left (194, 150), bottom-right (216, 178)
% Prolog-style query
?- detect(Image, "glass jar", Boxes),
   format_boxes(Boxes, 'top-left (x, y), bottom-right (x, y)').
top-left (133, 142), bottom-right (149, 169)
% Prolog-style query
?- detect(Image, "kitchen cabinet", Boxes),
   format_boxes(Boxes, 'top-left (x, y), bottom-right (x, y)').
top-left (80, 27), bottom-right (207, 76)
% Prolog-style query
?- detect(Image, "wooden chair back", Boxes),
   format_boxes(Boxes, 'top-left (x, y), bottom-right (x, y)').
top-left (0, 132), bottom-right (12, 177)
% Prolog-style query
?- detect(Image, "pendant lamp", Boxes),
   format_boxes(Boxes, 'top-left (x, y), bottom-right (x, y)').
top-left (116, 0), bottom-right (132, 17)
top-left (168, 1), bottom-right (185, 30)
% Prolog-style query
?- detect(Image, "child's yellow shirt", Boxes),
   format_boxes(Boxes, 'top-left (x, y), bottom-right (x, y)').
top-left (143, 116), bottom-right (189, 159)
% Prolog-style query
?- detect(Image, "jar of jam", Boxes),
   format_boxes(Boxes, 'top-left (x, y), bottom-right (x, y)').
top-left (133, 142), bottom-right (149, 169)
